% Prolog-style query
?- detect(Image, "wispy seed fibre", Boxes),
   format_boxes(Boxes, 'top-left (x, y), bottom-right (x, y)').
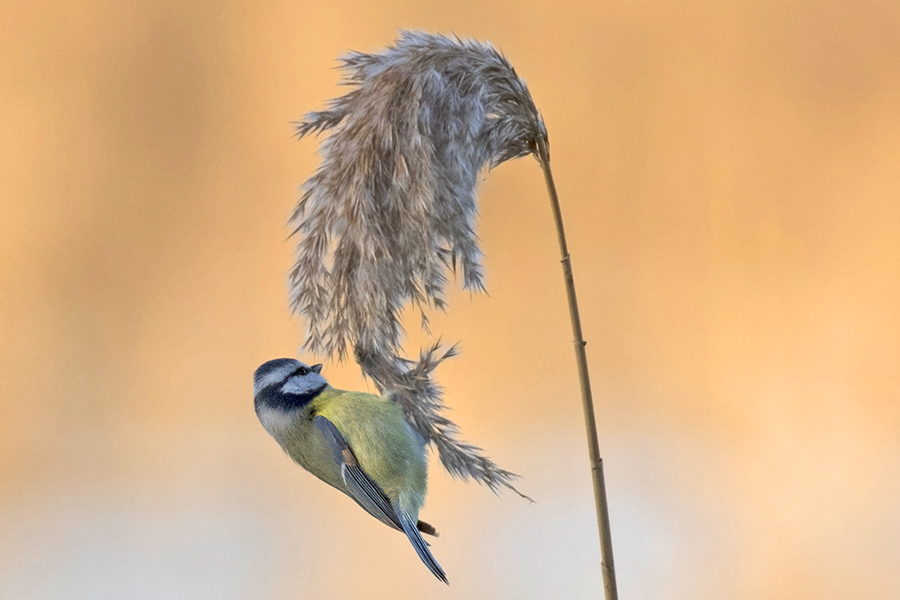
top-left (291, 31), bottom-right (545, 497)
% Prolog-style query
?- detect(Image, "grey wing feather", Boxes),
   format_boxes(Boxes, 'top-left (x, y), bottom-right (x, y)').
top-left (397, 507), bottom-right (448, 584)
top-left (314, 415), bottom-right (447, 583)
top-left (313, 415), bottom-right (404, 532)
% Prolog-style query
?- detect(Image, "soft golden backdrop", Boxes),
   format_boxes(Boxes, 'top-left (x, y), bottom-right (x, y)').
top-left (2, 0), bottom-right (899, 598)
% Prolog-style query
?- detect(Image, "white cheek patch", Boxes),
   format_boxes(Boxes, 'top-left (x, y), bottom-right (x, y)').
top-left (254, 366), bottom-right (294, 397)
top-left (280, 374), bottom-right (325, 396)
top-left (256, 405), bottom-right (297, 442)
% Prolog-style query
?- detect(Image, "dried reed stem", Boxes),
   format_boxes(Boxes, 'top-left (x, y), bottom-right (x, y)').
top-left (536, 135), bottom-right (618, 599)
top-left (290, 31), bottom-right (618, 594)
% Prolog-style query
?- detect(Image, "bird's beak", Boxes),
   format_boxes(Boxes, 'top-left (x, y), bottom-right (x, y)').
top-left (311, 364), bottom-right (323, 374)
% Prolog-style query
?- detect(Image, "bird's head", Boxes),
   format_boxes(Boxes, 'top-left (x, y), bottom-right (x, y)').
top-left (253, 358), bottom-right (327, 413)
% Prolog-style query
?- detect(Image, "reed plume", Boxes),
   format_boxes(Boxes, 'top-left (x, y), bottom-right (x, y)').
top-left (290, 31), bottom-right (541, 495)
top-left (289, 31), bottom-right (617, 597)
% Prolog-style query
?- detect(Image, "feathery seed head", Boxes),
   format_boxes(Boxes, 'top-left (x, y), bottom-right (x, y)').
top-left (290, 31), bottom-right (541, 497)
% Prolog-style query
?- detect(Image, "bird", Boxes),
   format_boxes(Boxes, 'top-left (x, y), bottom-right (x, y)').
top-left (253, 357), bottom-right (447, 584)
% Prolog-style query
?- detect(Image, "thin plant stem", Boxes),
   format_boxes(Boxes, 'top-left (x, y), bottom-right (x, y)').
top-left (291, 32), bottom-right (620, 593)
top-left (536, 134), bottom-right (619, 600)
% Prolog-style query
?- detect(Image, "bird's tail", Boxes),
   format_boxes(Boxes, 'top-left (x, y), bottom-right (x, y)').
top-left (417, 520), bottom-right (438, 537)
top-left (398, 509), bottom-right (448, 584)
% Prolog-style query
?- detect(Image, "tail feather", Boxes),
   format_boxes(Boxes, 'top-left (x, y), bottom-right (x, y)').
top-left (398, 509), bottom-right (448, 584)
top-left (417, 520), bottom-right (438, 537)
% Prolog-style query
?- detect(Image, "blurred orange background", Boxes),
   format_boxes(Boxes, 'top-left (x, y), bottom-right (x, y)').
top-left (2, 0), bottom-right (899, 598)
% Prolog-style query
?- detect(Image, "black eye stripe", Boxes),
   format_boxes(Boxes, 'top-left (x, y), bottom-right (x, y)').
top-left (255, 358), bottom-right (308, 388)
top-left (289, 366), bottom-right (309, 378)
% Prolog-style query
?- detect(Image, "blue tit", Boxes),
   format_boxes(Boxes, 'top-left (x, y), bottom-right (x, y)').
top-left (253, 358), bottom-right (447, 584)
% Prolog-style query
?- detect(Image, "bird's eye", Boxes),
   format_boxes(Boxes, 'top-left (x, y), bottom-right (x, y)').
top-left (298, 367), bottom-right (309, 376)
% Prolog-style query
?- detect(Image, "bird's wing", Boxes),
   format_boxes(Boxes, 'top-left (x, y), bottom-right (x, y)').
top-left (397, 505), bottom-right (449, 584)
top-left (313, 414), bottom-right (404, 532)
top-left (314, 414), bottom-right (448, 584)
